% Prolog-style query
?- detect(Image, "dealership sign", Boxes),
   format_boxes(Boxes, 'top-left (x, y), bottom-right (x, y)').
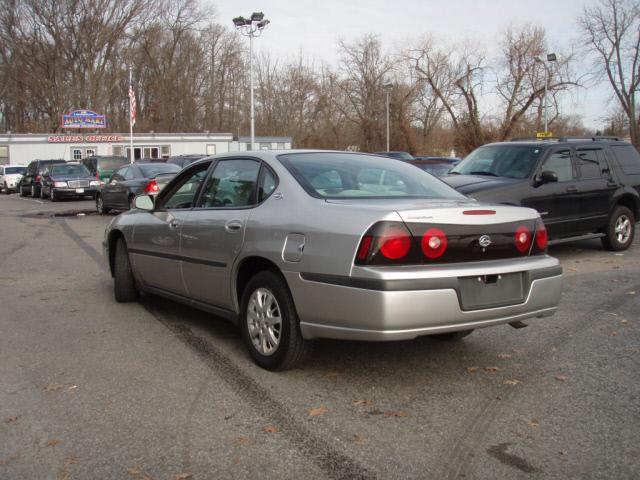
top-left (61, 110), bottom-right (107, 129)
top-left (48, 135), bottom-right (124, 143)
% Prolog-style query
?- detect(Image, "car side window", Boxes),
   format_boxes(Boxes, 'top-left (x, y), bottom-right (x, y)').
top-left (541, 150), bottom-right (575, 182)
top-left (258, 166), bottom-right (278, 202)
top-left (160, 162), bottom-right (211, 210)
top-left (576, 149), bottom-right (603, 179)
top-left (198, 159), bottom-right (261, 208)
top-left (112, 166), bottom-right (128, 182)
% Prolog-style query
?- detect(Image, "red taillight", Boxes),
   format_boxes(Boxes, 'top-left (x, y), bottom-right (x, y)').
top-left (422, 228), bottom-right (448, 259)
top-left (514, 225), bottom-right (532, 253)
top-left (144, 180), bottom-right (160, 193)
top-left (356, 235), bottom-right (373, 261)
top-left (379, 227), bottom-right (411, 260)
top-left (535, 220), bottom-right (548, 250)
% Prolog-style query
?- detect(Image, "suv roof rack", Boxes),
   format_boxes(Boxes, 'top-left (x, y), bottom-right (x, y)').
top-left (509, 136), bottom-right (621, 142)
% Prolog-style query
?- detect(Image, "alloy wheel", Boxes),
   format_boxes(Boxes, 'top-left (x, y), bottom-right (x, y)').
top-left (614, 214), bottom-right (631, 244)
top-left (246, 288), bottom-right (282, 356)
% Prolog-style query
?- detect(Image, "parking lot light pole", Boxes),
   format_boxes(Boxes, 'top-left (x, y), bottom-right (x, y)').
top-left (535, 53), bottom-right (557, 134)
top-left (383, 82), bottom-right (393, 152)
top-left (233, 13), bottom-right (270, 151)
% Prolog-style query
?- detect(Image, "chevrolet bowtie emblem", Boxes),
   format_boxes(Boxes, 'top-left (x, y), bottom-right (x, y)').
top-left (478, 235), bottom-right (492, 248)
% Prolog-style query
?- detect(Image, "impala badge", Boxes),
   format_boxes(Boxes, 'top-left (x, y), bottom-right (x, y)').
top-left (479, 235), bottom-right (492, 248)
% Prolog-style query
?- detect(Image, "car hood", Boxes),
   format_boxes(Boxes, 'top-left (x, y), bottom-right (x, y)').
top-left (441, 174), bottom-right (524, 194)
top-left (3, 173), bottom-right (23, 180)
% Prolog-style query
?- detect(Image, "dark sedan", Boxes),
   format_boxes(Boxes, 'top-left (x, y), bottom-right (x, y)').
top-left (96, 162), bottom-right (181, 213)
top-left (166, 154), bottom-right (207, 169)
top-left (41, 163), bottom-right (100, 201)
top-left (373, 151), bottom-right (416, 161)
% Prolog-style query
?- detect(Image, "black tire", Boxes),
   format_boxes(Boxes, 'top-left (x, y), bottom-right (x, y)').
top-left (19, 184), bottom-right (27, 197)
top-left (49, 188), bottom-right (57, 202)
top-left (431, 329), bottom-right (475, 341)
top-left (40, 185), bottom-right (47, 199)
top-left (240, 271), bottom-right (309, 371)
top-left (2, 183), bottom-right (9, 195)
top-left (30, 185), bottom-right (37, 197)
top-left (602, 205), bottom-right (635, 251)
top-left (113, 238), bottom-right (139, 303)
top-left (96, 194), bottom-right (109, 214)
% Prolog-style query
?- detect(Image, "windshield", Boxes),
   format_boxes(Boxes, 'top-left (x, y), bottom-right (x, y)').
top-left (139, 163), bottom-right (181, 178)
top-left (450, 145), bottom-right (543, 179)
top-left (278, 152), bottom-right (465, 199)
top-left (4, 167), bottom-right (25, 174)
top-left (51, 164), bottom-right (91, 176)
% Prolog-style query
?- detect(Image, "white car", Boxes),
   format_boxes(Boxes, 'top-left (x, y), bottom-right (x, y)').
top-left (0, 165), bottom-right (26, 194)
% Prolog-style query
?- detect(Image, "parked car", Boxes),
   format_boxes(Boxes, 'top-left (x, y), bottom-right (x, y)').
top-left (82, 155), bottom-right (129, 183)
top-left (95, 161), bottom-right (181, 213)
top-left (103, 150), bottom-right (562, 371)
top-left (166, 154), bottom-right (207, 169)
top-left (19, 159), bottom-right (66, 198)
top-left (373, 151), bottom-right (416, 161)
top-left (410, 157), bottom-right (460, 177)
top-left (0, 165), bottom-right (26, 194)
top-left (442, 137), bottom-right (640, 250)
top-left (41, 163), bottom-right (100, 201)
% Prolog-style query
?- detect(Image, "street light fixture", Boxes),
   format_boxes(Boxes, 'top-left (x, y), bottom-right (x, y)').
top-left (383, 82), bottom-right (393, 152)
top-left (535, 52), bottom-right (557, 135)
top-left (233, 12), bottom-right (269, 151)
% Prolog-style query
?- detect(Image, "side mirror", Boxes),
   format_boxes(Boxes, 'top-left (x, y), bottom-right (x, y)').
top-left (134, 195), bottom-right (154, 211)
top-left (535, 170), bottom-right (558, 186)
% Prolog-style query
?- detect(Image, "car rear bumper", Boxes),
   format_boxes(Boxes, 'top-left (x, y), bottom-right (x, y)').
top-left (284, 256), bottom-right (562, 341)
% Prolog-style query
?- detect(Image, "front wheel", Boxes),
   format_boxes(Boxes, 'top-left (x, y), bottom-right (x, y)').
top-left (96, 194), bottom-right (109, 214)
top-left (602, 206), bottom-right (635, 251)
top-left (113, 238), bottom-right (139, 302)
top-left (19, 185), bottom-right (27, 197)
top-left (240, 271), bottom-right (309, 371)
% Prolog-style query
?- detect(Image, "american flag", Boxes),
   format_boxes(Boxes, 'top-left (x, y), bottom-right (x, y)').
top-left (128, 81), bottom-right (136, 127)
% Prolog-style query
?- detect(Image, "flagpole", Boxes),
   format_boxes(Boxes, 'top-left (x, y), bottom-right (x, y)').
top-left (129, 67), bottom-right (134, 164)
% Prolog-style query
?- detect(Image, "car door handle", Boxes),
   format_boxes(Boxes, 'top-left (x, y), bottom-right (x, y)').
top-left (607, 182), bottom-right (617, 187)
top-left (225, 220), bottom-right (243, 233)
top-left (168, 219), bottom-right (180, 230)
top-left (566, 186), bottom-right (578, 193)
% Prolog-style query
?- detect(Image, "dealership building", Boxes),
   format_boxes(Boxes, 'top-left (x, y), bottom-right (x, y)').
top-left (0, 132), bottom-right (293, 165)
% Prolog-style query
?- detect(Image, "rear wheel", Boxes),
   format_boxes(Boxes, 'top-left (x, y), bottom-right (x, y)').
top-left (240, 271), bottom-right (309, 370)
top-left (113, 238), bottom-right (139, 303)
top-left (19, 184), bottom-right (27, 197)
top-left (431, 329), bottom-right (474, 341)
top-left (602, 206), bottom-right (635, 251)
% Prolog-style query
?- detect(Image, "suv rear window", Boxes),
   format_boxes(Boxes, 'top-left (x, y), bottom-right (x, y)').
top-left (610, 145), bottom-right (640, 175)
top-left (278, 152), bottom-right (464, 199)
top-left (450, 145), bottom-right (543, 179)
top-left (97, 157), bottom-right (128, 171)
top-left (4, 167), bottom-right (25, 174)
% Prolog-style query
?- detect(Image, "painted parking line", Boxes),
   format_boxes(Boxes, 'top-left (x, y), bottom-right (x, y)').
top-left (16, 197), bottom-right (45, 205)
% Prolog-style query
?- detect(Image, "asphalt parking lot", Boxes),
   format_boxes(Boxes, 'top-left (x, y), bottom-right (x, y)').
top-left (1, 194), bottom-right (639, 479)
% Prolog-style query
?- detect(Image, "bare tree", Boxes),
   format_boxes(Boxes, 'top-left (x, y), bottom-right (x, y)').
top-left (580, 0), bottom-right (640, 147)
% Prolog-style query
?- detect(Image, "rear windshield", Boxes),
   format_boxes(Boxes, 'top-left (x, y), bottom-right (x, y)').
top-left (4, 167), bottom-right (25, 174)
top-left (97, 157), bottom-right (128, 171)
top-left (51, 164), bottom-right (91, 176)
top-left (139, 163), bottom-right (181, 178)
top-left (278, 152), bottom-right (464, 199)
top-left (450, 145), bottom-right (543, 179)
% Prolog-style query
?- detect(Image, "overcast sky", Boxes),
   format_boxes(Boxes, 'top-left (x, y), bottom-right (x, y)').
top-left (215, 0), bottom-right (611, 130)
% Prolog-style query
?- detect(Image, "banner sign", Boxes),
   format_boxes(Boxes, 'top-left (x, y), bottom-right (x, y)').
top-left (61, 110), bottom-right (107, 129)
top-left (48, 135), bottom-right (124, 143)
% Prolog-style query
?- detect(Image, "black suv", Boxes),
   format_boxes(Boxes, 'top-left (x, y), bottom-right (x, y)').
top-left (19, 159), bottom-right (66, 198)
top-left (443, 137), bottom-right (640, 251)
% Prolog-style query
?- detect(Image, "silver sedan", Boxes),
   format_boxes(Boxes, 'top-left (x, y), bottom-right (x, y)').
top-left (103, 150), bottom-right (562, 370)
